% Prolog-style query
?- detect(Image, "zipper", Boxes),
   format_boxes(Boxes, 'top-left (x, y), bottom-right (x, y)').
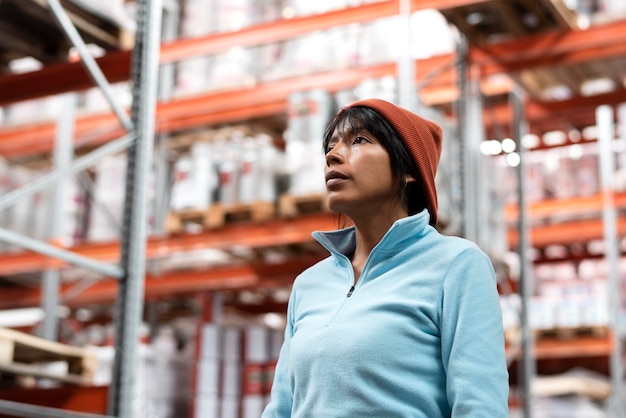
top-left (327, 260), bottom-right (356, 325)
top-left (346, 285), bottom-right (355, 297)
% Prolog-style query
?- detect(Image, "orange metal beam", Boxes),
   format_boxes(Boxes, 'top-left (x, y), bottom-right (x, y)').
top-left (0, 8), bottom-right (622, 111)
top-left (505, 192), bottom-right (626, 221)
top-left (0, 385), bottom-right (109, 415)
top-left (0, 213), bottom-right (337, 276)
top-left (508, 217), bottom-right (626, 249)
top-left (483, 86), bottom-right (626, 138)
top-left (159, 0), bottom-right (490, 64)
top-left (0, 0), bottom-right (488, 107)
top-left (2, 19), bottom-right (626, 157)
top-left (474, 18), bottom-right (626, 75)
top-left (0, 254), bottom-right (325, 310)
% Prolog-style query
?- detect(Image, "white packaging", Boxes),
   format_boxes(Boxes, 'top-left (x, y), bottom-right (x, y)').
top-left (81, 82), bottom-right (132, 114)
top-left (241, 395), bottom-right (267, 418)
top-left (181, 0), bottom-right (215, 37)
top-left (328, 24), bottom-right (363, 70)
top-left (555, 296), bottom-right (581, 329)
top-left (30, 171), bottom-right (51, 242)
top-left (194, 393), bottom-right (219, 418)
top-left (255, 134), bottom-right (281, 203)
top-left (220, 397), bottom-right (240, 418)
top-left (529, 296), bottom-right (556, 331)
top-left (175, 56), bottom-right (212, 98)
top-left (285, 140), bottom-right (326, 195)
top-left (238, 137), bottom-right (260, 204)
top-left (170, 156), bottom-right (196, 211)
top-left (196, 357), bottom-right (221, 394)
top-left (353, 76), bottom-right (398, 103)
top-left (243, 324), bottom-right (269, 363)
top-left (3, 96), bottom-right (63, 126)
top-left (221, 360), bottom-right (242, 397)
top-left (8, 166), bottom-right (34, 248)
top-left (191, 141), bottom-right (219, 208)
top-left (88, 154), bottom-right (128, 241)
top-left (358, 17), bottom-right (401, 66)
top-left (221, 326), bottom-right (242, 361)
top-left (576, 153), bottom-right (599, 196)
top-left (285, 90), bottom-right (332, 195)
top-left (411, 9), bottom-right (455, 59)
top-left (218, 158), bottom-right (240, 206)
top-left (199, 323), bottom-right (222, 359)
top-left (580, 295), bottom-right (609, 327)
top-left (211, 0), bottom-right (257, 32)
top-left (207, 46), bottom-right (256, 90)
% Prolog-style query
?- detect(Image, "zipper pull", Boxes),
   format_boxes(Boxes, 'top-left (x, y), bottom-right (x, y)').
top-left (346, 285), bottom-right (355, 297)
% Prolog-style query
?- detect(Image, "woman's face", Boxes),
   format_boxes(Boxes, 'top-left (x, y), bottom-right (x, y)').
top-left (324, 120), bottom-right (399, 217)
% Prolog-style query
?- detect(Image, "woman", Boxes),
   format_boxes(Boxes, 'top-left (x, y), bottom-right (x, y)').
top-left (262, 99), bottom-right (509, 417)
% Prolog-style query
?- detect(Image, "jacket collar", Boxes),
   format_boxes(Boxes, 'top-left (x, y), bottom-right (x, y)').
top-left (312, 209), bottom-right (432, 258)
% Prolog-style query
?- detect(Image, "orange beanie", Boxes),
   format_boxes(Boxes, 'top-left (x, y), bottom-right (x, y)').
top-left (345, 99), bottom-right (443, 226)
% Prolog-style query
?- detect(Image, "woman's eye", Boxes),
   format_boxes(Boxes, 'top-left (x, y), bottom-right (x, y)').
top-left (353, 136), bottom-right (366, 144)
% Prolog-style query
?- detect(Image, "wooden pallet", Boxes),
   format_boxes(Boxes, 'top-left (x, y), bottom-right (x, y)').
top-left (0, 327), bottom-right (97, 385)
top-left (278, 193), bottom-right (329, 218)
top-left (166, 201), bottom-right (276, 233)
top-left (535, 325), bottom-right (609, 340)
top-left (0, 0), bottom-right (134, 72)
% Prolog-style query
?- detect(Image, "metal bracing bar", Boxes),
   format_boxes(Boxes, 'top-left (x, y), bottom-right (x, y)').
top-left (0, 228), bottom-right (123, 278)
top-left (108, 0), bottom-right (162, 416)
top-left (0, 134), bottom-right (134, 212)
top-left (40, 93), bottom-right (78, 341)
top-left (46, 0), bottom-right (134, 132)
top-left (597, 105), bottom-right (625, 418)
top-left (0, 400), bottom-right (114, 418)
top-left (415, 57), bottom-right (456, 91)
top-left (512, 85), bottom-right (536, 418)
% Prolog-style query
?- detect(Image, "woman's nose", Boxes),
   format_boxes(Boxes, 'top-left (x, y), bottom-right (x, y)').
top-left (325, 143), bottom-right (345, 165)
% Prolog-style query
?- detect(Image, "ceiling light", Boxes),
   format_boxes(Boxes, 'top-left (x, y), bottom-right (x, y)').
top-left (501, 138), bottom-right (516, 153)
top-left (506, 152), bottom-right (520, 167)
top-left (542, 130), bottom-right (567, 146)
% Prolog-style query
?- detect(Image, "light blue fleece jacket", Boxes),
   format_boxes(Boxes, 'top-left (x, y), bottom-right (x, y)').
top-left (262, 210), bottom-right (509, 418)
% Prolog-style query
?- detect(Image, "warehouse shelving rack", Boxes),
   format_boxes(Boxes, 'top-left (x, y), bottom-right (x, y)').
top-left (0, 0), bottom-right (162, 417)
top-left (0, 1), bottom-right (625, 417)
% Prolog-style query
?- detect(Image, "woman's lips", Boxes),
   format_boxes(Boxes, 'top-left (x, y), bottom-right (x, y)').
top-left (325, 171), bottom-right (349, 187)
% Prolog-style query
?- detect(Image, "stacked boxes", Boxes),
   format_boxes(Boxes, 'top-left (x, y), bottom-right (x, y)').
top-left (193, 322), bottom-right (283, 418)
top-left (195, 324), bottom-right (222, 417)
top-left (284, 90), bottom-right (333, 195)
top-left (169, 131), bottom-right (282, 212)
top-left (174, 3), bottom-right (456, 98)
top-left (500, 142), bottom-right (601, 206)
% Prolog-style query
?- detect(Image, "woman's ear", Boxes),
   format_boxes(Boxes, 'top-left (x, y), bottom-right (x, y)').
top-left (405, 175), bottom-right (417, 184)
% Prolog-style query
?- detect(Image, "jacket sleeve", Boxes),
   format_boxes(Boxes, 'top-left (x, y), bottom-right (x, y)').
top-left (440, 247), bottom-right (510, 417)
top-left (261, 290), bottom-right (295, 418)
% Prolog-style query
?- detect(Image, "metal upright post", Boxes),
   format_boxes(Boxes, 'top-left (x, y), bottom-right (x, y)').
top-left (462, 66), bottom-right (485, 246)
top-left (597, 104), bottom-right (625, 418)
top-left (107, 0), bottom-right (162, 417)
top-left (40, 92), bottom-right (77, 341)
top-left (456, 33), bottom-right (488, 246)
top-left (397, 0), bottom-right (417, 111)
top-left (455, 34), bottom-right (470, 238)
top-left (512, 85), bottom-right (536, 418)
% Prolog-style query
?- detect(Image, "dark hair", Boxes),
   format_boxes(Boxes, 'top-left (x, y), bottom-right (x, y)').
top-left (322, 105), bottom-right (427, 216)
